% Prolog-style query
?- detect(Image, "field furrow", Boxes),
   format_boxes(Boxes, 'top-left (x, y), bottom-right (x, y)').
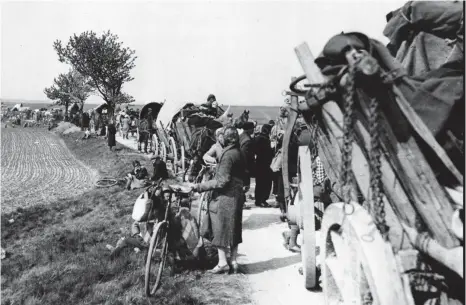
top-left (1, 128), bottom-right (97, 214)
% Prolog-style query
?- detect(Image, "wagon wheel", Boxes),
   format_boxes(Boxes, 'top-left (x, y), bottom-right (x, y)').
top-left (181, 147), bottom-right (186, 174)
top-left (160, 142), bottom-right (167, 163)
top-left (296, 146), bottom-right (317, 289)
top-left (320, 202), bottom-right (408, 305)
top-left (168, 137), bottom-right (178, 174)
top-left (145, 221), bottom-right (169, 297)
top-left (152, 133), bottom-right (160, 157)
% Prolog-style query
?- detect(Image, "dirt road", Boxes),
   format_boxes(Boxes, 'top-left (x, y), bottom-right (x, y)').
top-left (239, 198), bottom-right (324, 305)
top-left (115, 134), bottom-right (324, 305)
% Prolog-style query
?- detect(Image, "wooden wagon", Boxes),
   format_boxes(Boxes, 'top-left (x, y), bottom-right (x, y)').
top-left (281, 33), bottom-right (463, 305)
top-left (154, 102), bottom-right (227, 180)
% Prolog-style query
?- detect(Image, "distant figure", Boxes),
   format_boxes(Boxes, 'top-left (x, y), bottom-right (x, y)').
top-left (130, 116), bottom-right (138, 137)
top-left (199, 94), bottom-right (223, 118)
top-left (238, 121), bottom-right (255, 194)
top-left (138, 118), bottom-right (150, 153)
top-left (121, 115), bottom-right (131, 139)
top-left (146, 109), bottom-right (154, 132)
top-left (107, 120), bottom-right (117, 151)
top-left (253, 124), bottom-right (274, 208)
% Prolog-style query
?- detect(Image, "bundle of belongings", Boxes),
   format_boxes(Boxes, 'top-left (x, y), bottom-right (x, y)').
top-left (111, 181), bottom-right (216, 266)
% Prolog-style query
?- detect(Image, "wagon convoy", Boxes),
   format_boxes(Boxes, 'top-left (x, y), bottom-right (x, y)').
top-left (132, 100), bottom-right (231, 181)
top-left (2, 1), bottom-right (463, 303)
top-left (280, 2), bottom-right (464, 304)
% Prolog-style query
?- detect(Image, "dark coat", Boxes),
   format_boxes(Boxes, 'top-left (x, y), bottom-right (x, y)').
top-left (197, 144), bottom-right (245, 248)
top-left (253, 134), bottom-right (273, 171)
top-left (239, 132), bottom-right (255, 185)
top-left (107, 123), bottom-right (116, 147)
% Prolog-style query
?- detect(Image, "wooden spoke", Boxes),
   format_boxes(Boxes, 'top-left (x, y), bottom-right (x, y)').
top-left (321, 203), bottom-right (408, 305)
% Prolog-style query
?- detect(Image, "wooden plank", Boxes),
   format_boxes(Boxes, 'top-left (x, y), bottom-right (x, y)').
top-left (299, 146), bottom-right (317, 289)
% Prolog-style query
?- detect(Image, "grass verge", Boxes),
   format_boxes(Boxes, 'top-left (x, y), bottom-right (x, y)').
top-left (1, 131), bottom-right (252, 305)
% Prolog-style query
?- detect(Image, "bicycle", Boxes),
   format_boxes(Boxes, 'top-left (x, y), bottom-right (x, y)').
top-left (144, 183), bottom-right (193, 297)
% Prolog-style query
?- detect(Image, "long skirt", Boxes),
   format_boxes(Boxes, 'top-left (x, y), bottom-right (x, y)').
top-left (209, 186), bottom-right (244, 248)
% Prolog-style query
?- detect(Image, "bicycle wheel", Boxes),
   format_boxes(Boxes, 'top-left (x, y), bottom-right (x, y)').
top-left (144, 221), bottom-right (169, 296)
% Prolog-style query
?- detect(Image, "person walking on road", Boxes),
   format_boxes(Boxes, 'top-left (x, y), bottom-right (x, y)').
top-left (138, 118), bottom-right (150, 154)
top-left (121, 115), bottom-right (131, 139)
top-left (106, 120), bottom-right (117, 151)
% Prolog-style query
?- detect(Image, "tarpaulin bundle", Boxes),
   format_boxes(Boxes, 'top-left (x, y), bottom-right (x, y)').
top-left (383, 1), bottom-right (464, 76)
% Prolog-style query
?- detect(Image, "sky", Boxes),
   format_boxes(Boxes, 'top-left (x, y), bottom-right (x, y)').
top-left (1, 0), bottom-right (406, 106)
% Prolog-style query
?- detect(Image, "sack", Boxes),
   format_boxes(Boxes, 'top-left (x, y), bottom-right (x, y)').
top-left (132, 191), bottom-right (152, 222)
top-left (176, 208), bottom-right (202, 256)
top-left (199, 194), bottom-right (214, 241)
top-left (270, 149), bottom-right (283, 172)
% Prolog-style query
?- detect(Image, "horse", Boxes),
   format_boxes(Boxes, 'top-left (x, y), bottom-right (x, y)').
top-left (233, 109), bottom-right (249, 128)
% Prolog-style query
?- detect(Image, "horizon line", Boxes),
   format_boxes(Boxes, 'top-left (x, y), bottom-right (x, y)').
top-left (0, 98), bottom-right (282, 107)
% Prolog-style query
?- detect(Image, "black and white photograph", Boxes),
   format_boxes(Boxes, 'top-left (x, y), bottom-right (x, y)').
top-left (1, 0), bottom-right (464, 304)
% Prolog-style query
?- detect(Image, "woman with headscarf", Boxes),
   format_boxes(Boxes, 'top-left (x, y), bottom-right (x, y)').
top-left (203, 127), bottom-right (224, 164)
top-left (190, 127), bottom-right (245, 274)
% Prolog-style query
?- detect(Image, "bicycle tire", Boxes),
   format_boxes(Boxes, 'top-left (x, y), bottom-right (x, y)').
top-left (144, 221), bottom-right (169, 297)
top-left (95, 178), bottom-right (118, 188)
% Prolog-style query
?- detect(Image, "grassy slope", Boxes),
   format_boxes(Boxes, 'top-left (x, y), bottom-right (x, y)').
top-left (1, 131), bottom-right (252, 305)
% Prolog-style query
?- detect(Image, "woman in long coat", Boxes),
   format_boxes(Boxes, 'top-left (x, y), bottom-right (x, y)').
top-left (191, 127), bottom-right (245, 274)
top-left (107, 120), bottom-right (117, 151)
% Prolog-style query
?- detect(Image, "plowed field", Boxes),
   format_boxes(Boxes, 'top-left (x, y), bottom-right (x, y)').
top-left (1, 128), bottom-right (97, 214)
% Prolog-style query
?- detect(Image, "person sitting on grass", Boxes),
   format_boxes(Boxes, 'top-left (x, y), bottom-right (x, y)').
top-left (151, 156), bottom-right (169, 181)
top-left (125, 160), bottom-right (150, 190)
top-left (81, 128), bottom-right (92, 140)
top-left (110, 182), bottom-right (167, 258)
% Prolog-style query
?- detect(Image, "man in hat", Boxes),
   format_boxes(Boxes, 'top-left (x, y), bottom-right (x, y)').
top-left (239, 121), bottom-right (256, 194)
top-left (253, 124), bottom-right (274, 207)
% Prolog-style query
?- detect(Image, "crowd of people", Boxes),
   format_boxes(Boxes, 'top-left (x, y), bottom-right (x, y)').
top-left (102, 93), bottom-right (335, 277)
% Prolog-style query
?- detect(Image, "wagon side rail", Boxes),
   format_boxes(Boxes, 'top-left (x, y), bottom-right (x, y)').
top-left (294, 42), bottom-right (461, 248)
top-left (288, 42), bottom-right (463, 303)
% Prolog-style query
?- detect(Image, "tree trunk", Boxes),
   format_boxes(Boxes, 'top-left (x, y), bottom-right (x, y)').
top-left (64, 102), bottom-right (69, 122)
top-left (79, 103), bottom-right (84, 130)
